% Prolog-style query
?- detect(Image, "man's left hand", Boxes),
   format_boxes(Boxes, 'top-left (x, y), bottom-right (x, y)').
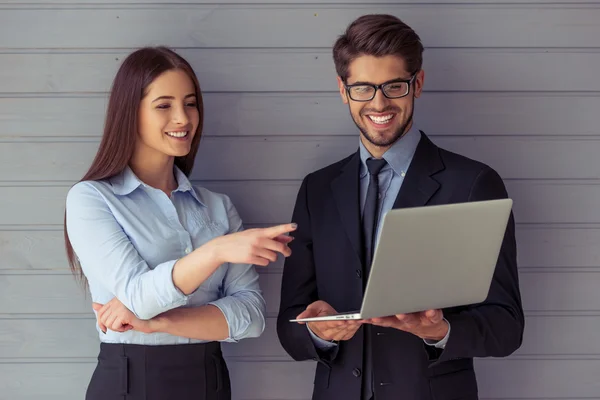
top-left (365, 309), bottom-right (449, 341)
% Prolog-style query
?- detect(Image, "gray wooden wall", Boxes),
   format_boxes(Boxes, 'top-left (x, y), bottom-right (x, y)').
top-left (1, 1), bottom-right (600, 399)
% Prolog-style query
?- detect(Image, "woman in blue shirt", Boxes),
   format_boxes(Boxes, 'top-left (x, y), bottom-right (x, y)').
top-left (64, 47), bottom-right (296, 400)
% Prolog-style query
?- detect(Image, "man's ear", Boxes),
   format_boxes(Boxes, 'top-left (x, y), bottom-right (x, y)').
top-left (337, 76), bottom-right (349, 104)
top-left (413, 69), bottom-right (425, 99)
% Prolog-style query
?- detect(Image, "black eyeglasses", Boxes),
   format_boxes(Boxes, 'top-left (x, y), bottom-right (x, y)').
top-left (344, 75), bottom-right (416, 102)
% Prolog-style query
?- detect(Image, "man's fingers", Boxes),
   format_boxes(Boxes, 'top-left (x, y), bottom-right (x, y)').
top-left (308, 321), bottom-right (348, 340)
top-left (262, 223), bottom-right (298, 238)
top-left (424, 309), bottom-right (443, 324)
top-left (395, 314), bottom-right (408, 322)
top-left (370, 317), bottom-right (395, 328)
top-left (295, 308), bottom-right (318, 321)
top-left (396, 313), bottom-right (419, 325)
top-left (295, 305), bottom-right (331, 325)
top-left (330, 323), bottom-right (362, 341)
top-left (306, 300), bottom-right (336, 315)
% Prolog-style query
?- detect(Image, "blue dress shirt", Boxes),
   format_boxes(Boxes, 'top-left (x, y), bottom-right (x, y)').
top-left (308, 125), bottom-right (450, 349)
top-left (66, 165), bottom-right (266, 345)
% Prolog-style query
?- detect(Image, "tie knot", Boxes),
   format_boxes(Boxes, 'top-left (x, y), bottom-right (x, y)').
top-left (366, 158), bottom-right (387, 176)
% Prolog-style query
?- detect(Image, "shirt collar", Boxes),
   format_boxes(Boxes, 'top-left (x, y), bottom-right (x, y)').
top-left (359, 124), bottom-right (421, 178)
top-left (110, 165), bottom-right (206, 207)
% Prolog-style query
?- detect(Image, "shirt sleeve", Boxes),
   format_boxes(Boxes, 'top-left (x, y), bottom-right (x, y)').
top-left (208, 195), bottom-right (267, 342)
top-left (65, 182), bottom-right (190, 320)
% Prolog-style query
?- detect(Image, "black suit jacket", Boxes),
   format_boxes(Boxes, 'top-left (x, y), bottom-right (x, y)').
top-left (276, 132), bottom-right (525, 400)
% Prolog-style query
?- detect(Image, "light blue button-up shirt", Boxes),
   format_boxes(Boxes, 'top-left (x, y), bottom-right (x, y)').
top-left (308, 125), bottom-right (450, 349)
top-left (65, 165), bottom-right (266, 345)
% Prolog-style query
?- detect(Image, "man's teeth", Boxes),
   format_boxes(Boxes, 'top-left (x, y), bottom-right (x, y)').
top-left (166, 131), bottom-right (188, 138)
top-left (368, 115), bottom-right (393, 124)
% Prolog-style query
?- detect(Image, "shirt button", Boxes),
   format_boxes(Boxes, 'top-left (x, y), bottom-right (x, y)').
top-left (352, 368), bottom-right (361, 378)
top-left (356, 269), bottom-right (362, 278)
top-left (185, 247), bottom-right (191, 254)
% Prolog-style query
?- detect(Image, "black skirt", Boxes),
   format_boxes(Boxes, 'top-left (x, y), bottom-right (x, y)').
top-left (86, 342), bottom-right (231, 400)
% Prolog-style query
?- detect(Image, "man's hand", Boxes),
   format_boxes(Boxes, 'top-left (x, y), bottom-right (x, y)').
top-left (366, 309), bottom-right (449, 341)
top-left (92, 298), bottom-right (153, 334)
top-left (295, 300), bottom-right (363, 342)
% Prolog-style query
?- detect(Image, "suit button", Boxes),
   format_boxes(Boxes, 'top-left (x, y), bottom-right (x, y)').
top-left (356, 269), bottom-right (362, 278)
top-left (352, 368), bottom-right (361, 378)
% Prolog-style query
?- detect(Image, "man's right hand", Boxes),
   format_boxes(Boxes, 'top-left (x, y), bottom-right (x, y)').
top-left (295, 300), bottom-right (363, 341)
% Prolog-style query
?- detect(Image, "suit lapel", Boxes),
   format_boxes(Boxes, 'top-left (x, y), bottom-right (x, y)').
top-left (329, 132), bottom-right (444, 265)
top-left (331, 151), bottom-right (364, 265)
top-left (392, 132), bottom-right (444, 209)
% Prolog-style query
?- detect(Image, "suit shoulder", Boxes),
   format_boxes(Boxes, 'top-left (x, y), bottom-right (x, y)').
top-left (303, 152), bottom-right (356, 184)
top-left (437, 146), bottom-right (498, 178)
top-left (436, 146), bottom-right (507, 199)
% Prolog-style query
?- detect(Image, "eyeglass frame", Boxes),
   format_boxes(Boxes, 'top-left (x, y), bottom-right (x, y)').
top-left (343, 74), bottom-right (417, 102)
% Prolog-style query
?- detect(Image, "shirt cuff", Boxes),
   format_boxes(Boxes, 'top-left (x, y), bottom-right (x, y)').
top-left (424, 318), bottom-right (451, 349)
top-left (144, 259), bottom-right (190, 317)
top-left (307, 324), bottom-right (338, 350)
top-left (208, 296), bottom-right (252, 343)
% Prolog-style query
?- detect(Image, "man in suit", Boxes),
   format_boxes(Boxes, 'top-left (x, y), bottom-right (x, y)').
top-left (276, 14), bottom-right (524, 400)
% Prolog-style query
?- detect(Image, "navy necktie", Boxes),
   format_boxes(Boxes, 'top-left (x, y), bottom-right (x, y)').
top-left (363, 158), bottom-right (388, 275)
top-left (362, 157), bottom-right (387, 400)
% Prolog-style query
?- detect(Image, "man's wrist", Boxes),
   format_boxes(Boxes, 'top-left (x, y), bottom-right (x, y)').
top-left (307, 323), bottom-right (330, 342)
top-left (423, 319), bottom-right (449, 341)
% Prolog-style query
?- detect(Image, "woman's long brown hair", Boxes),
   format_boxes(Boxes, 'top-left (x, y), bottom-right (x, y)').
top-left (64, 47), bottom-right (204, 287)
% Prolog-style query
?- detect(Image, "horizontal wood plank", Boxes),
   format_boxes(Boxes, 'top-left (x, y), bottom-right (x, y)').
top-left (0, 271), bottom-right (597, 315)
top-left (2, 180), bottom-right (600, 226)
top-left (1, 359), bottom-right (600, 399)
top-left (3, 137), bottom-right (600, 182)
top-left (2, 49), bottom-right (600, 93)
top-left (2, 0), bottom-right (596, 3)
top-left (474, 359), bottom-right (600, 398)
top-left (5, 225), bottom-right (600, 271)
top-left (516, 226), bottom-right (600, 268)
top-left (0, 362), bottom-right (93, 400)
top-left (0, 314), bottom-right (596, 359)
top-left (2, 93), bottom-right (599, 138)
top-left (2, 7), bottom-right (600, 49)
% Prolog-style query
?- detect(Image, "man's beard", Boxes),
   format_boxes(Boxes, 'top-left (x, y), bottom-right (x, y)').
top-left (350, 98), bottom-right (414, 148)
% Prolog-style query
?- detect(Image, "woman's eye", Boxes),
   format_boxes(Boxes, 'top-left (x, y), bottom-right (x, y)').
top-left (156, 104), bottom-right (170, 109)
top-left (186, 102), bottom-right (197, 107)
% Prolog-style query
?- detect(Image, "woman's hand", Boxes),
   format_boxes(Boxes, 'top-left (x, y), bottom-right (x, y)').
top-left (210, 223), bottom-right (297, 266)
top-left (92, 298), bottom-right (153, 334)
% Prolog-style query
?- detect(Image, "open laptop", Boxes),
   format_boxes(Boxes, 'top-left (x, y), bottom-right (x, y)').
top-left (290, 198), bottom-right (513, 322)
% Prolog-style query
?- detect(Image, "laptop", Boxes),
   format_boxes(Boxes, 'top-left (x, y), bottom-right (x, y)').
top-left (290, 198), bottom-right (513, 322)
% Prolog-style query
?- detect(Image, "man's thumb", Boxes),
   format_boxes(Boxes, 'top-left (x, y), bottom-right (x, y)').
top-left (92, 303), bottom-right (103, 311)
top-left (295, 306), bottom-right (319, 324)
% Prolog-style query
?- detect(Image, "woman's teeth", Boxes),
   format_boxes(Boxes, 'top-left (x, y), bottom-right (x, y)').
top-left (166, 131), bottom-right (188, 138)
